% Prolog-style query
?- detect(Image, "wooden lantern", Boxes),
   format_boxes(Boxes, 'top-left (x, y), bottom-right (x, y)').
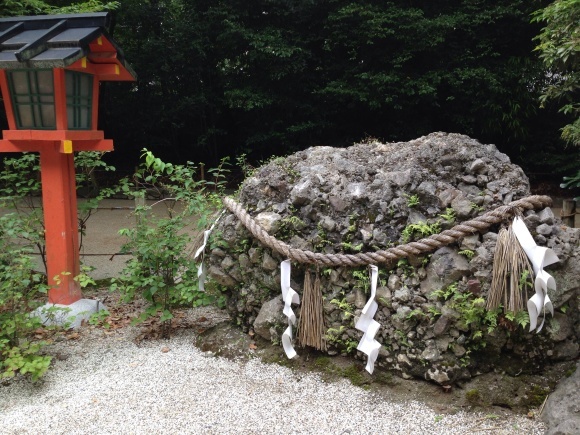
top-left (0, 13), bottom-right (136, 304)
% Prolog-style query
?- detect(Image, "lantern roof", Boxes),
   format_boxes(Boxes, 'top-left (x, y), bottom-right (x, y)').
top-left (0, 12), bottom-right (135, 81)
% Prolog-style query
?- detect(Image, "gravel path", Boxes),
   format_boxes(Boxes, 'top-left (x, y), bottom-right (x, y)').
top-left (0, 307), bottom-right (545, 435)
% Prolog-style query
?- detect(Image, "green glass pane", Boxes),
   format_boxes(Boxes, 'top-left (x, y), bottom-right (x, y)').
top-left (10, 71), bottom-right (29, 94)
top-left (66, 105), bottom-right (74, 127)
top-left (8, 69), bottom-right (56, 130)
top-left (41, 104), bottom-right (56, 127)
top-left (80, 75), bottom-right (91, 97)
top-left (15, 95), bottom-right (32, 104)
top-left (65, 70), bottom-right (93, 130)
top-left (80, 106), bottom-right (89, 127)
top-left (35, 71), bottom-right (54, 94)
top-left (17, 105), bottom-right (34, 128)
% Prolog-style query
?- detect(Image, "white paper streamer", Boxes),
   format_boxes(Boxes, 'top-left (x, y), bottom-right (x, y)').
top-left (355, 265), bottom-right (382, 374)
top-left (193, 212), bottom-right (224, 292)
top-left (512, 217), bottom-right (559, 333)
top-left (281, 260), bottom-right (300, 358)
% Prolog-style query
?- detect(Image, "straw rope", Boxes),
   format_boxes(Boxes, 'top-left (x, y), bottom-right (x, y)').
top-left (487, 225), bottom-right (534, 312)
top-left (222, 195), bottom-right (552, 267)
top-left (297, 271), bottom-right (327, 351)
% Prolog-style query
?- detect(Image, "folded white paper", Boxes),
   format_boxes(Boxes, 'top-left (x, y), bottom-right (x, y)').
top-left (281, 260), bottom-right (300, 358)
top-left (194, 212), bottom-right (224, 292)
top-left (512, 217), bottom-right (559, 333)
top-left (355, 265), bottom-right (382, 374)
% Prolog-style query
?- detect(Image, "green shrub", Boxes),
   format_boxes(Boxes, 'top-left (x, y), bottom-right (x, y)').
top-left (112, 150), bottom-right (228, 337)
top-left (0, 233), bottom-right (51, 381)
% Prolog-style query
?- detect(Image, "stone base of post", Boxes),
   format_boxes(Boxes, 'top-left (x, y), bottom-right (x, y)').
top-left (32, 299), bottom-right (108, 329)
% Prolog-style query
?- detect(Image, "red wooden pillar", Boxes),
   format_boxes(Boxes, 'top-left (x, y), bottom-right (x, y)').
top-left (39, 142), bottom-right (82, 304)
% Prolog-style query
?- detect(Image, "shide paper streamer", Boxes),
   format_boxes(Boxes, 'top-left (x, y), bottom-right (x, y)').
top-left (193, 212), bottom-right (224, 292)
top-left (281, 260), bottom-right (300, 358)
top-left (512, 217), bottom-right (559, 332)
top-left (355, 265), bottom-right (382, 374)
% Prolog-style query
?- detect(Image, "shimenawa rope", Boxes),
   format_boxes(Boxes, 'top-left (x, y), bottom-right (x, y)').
top-left (222, 195), bottom-right (552, 267)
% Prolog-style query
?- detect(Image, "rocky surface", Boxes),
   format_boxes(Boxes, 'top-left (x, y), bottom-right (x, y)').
top-left (542, 362), bottom-right (580, 435)
top-left (207, 132), bottom-right (580, 395)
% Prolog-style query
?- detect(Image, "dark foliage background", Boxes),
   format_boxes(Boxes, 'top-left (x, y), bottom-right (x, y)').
top-left (2, 1), bottom-right (579, 183)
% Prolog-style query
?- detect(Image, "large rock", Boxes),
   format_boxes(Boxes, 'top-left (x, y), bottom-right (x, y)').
top-left (208, 132), bottom-right (580, 385)
top-left (542, 362), bottom-right (580, 435)
top-left (420, 247), bottom-right (470, 296)
top-left (253, 296), bottom-right (285, 341)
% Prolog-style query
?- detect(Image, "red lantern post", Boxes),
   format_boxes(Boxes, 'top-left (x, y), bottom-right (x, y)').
top-left (0, 13), bottom-right (136, 306)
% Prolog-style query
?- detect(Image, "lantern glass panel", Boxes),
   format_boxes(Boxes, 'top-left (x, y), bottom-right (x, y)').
top-left (7, 69), bottom-right (56, 129)
top-left (65, 71), bottom-right (92, 130)
top-left (36, 70), bottom-right (54, 94)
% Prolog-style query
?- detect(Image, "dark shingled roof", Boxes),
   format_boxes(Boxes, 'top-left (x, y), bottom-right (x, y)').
top-left (0, 13), bottom-right (135, 80)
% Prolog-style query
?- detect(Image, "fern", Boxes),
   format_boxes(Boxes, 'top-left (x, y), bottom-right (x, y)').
top-left (458, 249), bottom-right (475, 259)
top-left (515, 311), bottom-right (530, 329)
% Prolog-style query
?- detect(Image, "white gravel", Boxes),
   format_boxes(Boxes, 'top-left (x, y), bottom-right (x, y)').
top-left (0, 308), bottom-right (545, 435)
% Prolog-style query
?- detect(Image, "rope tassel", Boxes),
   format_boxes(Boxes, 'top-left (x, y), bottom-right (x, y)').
top-left (298, 270), bottom-right (327, 351)
top-left (488, 223), bottom-right (533, 312)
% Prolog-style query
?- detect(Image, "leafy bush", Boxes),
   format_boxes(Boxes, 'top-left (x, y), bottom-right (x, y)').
top-left (112, 150), bottom-right (228, 337)
top-left (0, 151), bottom-right (116, 380)
top-left (0, 217), bottom-right (51, 380)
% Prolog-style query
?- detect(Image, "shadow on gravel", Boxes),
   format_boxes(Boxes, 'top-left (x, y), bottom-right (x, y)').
top-left (195, 321), bottom-right (575, 420)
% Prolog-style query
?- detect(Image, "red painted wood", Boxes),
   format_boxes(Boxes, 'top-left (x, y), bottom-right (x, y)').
top-left (66, 35), bottom-right (136, 82)
top-left (0, 139), bottom-right (113, 153)
top-left (39, 142), bottom-right (82, 304)
top-left (66, 62), bottom-right (134, 81)
top-left (2, 130), bottom-right (104, 140)
top-left (0, 70), bottom-right (17, 130)
top-left (71, 139), bottom-right (113, 152)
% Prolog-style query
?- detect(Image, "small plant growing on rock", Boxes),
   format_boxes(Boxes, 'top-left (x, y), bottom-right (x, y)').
top-left (401, 221), bottom-right (441, 243)
top-left (458, 249), bottom-right (475, 259)
top-left (470, 202), bottom-right (484, 213)
top-left (325, 326), bottom-right (358, 355)
top-left (351, 269), bottom-right (370, 291)
top-left (439, 208), bottom-right (456, 223)
top-left (341, 241), bottom-right (363, 253)
top-left (406, 308), bottom-right (428, 321)
top-left (431, 282), bottom-right (505, 365)
top-left (396, 258), bottom-right (417, 278)
top-left (405, 194), bottom-right (420, 207)
top-left (278, 215), bottom-right (306, 240)
top-left (329, 297), bottom-right (355, 320)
